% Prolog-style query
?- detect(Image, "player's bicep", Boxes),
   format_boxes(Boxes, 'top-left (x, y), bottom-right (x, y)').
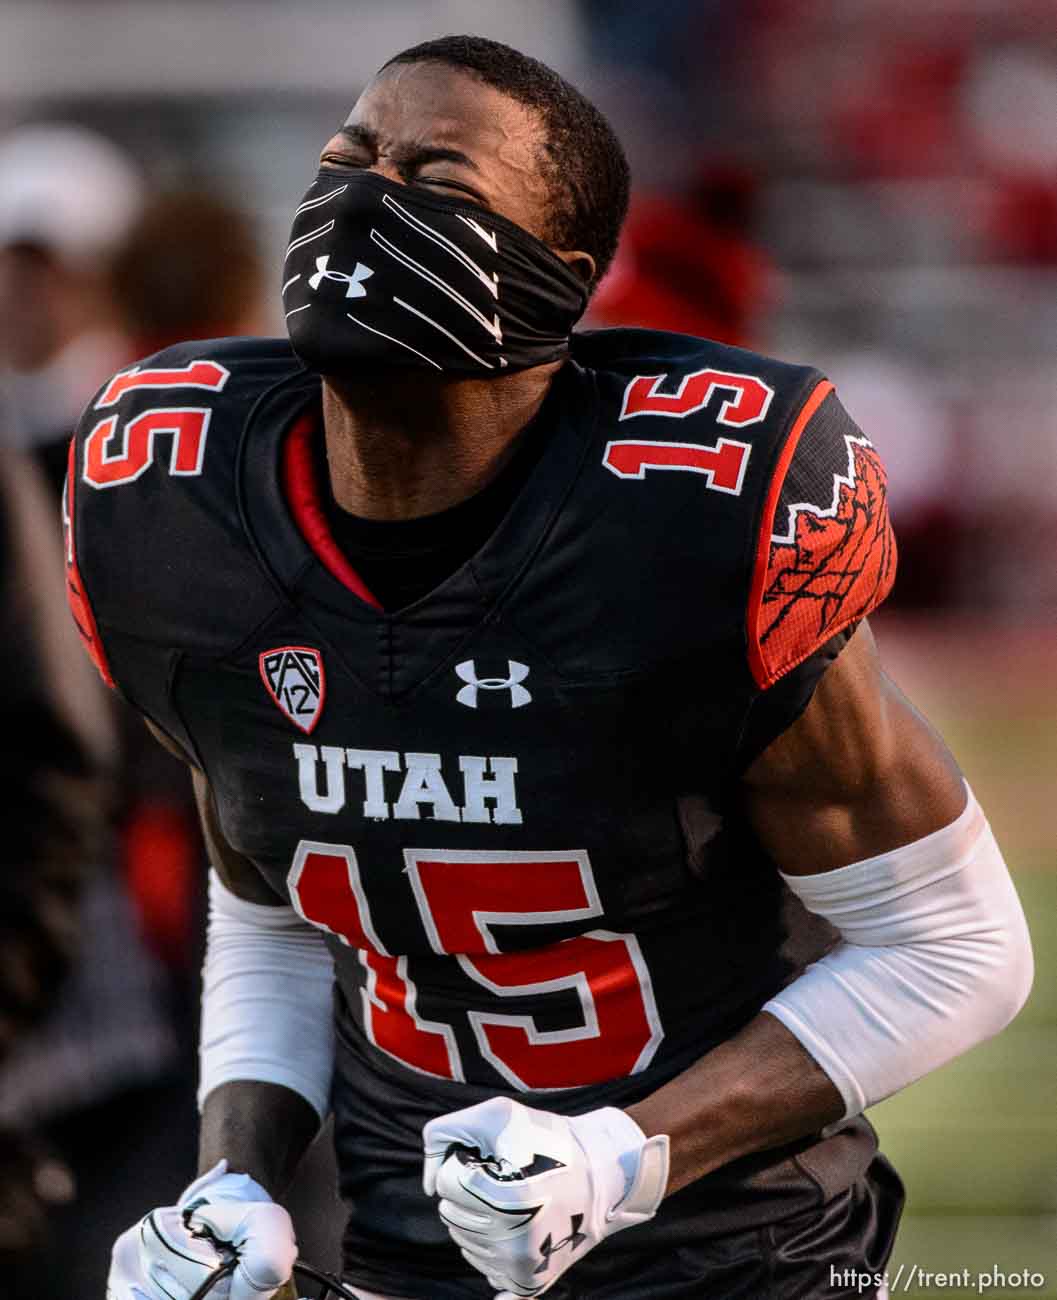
top-left (742, 623), bottom-right (965, 875)
top-left (143, 718), bottom-right (278, 904)
top-left (190, 768), bottom-right (283, 905)
top-left (142, 716), bottom-right (197, 766)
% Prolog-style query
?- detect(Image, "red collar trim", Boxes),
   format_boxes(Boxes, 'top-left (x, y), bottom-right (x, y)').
top-left (281, 414), bottom-right (383, 611)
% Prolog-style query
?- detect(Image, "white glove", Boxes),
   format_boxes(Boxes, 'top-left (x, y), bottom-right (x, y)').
top-left (106, 1160), bottom-right (298, 1300)
top-left (423, 1097), bottom-right (669, 1298)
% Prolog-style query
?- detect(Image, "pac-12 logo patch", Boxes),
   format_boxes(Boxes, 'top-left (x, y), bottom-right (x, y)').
top-left (259, 646), bottom-right (325, 733)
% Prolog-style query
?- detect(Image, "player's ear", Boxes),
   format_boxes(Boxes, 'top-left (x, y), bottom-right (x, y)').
top-left (553, 248), bottom-right (596, 288)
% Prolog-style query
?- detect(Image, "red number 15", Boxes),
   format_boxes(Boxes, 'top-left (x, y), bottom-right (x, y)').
top-left (288, 843), bottom-right (663, 1091)
top-left (82, 360), bottom-right (229, 489)
top-left (603, 366), bottom-right (774, 495)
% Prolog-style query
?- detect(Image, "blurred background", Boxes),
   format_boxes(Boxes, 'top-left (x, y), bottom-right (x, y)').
top-left (0, 1), bottom-right (1052, 1297)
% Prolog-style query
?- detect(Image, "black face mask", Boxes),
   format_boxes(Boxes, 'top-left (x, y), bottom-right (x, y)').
top-left (282, 169), bottom-right (589, 377)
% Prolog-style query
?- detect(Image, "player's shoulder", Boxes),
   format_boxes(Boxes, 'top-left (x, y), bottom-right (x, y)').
top-left (567, 327), bottom-right (831, 544)
top-left (74, 335), bottom-right (303, 489)
top-left (123, 333), bottom-right (299, 376)
top-left (67, 336), bottom-right (304, 669)
top-left (571, 326), bottom-right (823, 448)
top-left (572, 326), bottom-right (820, 389)
top-left (86, 334), bottom-right (301, 419)
top-left (566, 328), bottom-right (897, 688)
top-left (71, 332), bottom-right (303, 525)
top-left (571, 327), bottom-right (830, 519)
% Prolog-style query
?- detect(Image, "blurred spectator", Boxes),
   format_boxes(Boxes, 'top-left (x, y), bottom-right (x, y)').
top-left (0, 451), bottom-right (113, 1050)
top-left (590, 164), bottom-right (776, 347)
top-left (0, 451), bottom-right (115, 1254)
top-left (112, 188), bottom-right (267, 355)
top-left (0, 124), bottom-right (141, 493)
top-left (0, 124), bottom-right (192, 1299)
top-left (0, 438), bottom-right (182, 1295)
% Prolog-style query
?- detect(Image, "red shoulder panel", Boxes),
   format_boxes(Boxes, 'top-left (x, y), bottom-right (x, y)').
top-left (747, 382), bottom-right (897, 689)
top-left (64, 437), bottom-right (115, 688)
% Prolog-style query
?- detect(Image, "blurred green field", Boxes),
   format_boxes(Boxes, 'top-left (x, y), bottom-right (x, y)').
top-left (868, 619), bottom-right (1056, 1300)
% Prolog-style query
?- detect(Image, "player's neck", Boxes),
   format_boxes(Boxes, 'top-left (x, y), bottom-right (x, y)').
top-left (321, 362), bottom-right (562, 520)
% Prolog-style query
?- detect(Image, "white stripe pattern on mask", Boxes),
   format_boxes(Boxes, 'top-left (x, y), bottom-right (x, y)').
top-left (285, 219), bottom-right (335, 261)
top-left (382, 193), bottom-right (500, 299)
top-left (369, 228), bottom-right (503, 343)
top-left (345, 312), bottom-right (442, 369)
top-left (393, 297), bottom-right (495, 369)
top-left (294, 183), bottom-right (349, 217)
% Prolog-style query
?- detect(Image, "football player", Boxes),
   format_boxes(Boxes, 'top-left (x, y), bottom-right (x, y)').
top-left (74, 35), bottom-right (1032, 1300)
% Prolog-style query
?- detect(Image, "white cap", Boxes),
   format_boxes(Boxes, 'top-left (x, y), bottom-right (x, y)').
top-left (0, 123), bottom-right (143, 263)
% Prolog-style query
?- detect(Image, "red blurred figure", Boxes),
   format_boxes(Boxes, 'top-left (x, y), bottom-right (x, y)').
top-left (985, 176), bottom-right (1057, 265)
top-left (829, 41), bottom-right (968, 178)
top-left (591, 165), bottom-right (775, 347)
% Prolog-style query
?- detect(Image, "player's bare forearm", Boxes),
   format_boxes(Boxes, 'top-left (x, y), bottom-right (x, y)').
top-left (627, 1010), bottom-right (842, 1195)
top-left (631, 624), bottom-right (967, 1196)
top-left (199, 1080), bottom-right (320, 1197)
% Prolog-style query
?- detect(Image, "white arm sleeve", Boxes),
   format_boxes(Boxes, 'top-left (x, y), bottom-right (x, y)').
top-left (763, 788), bottom-right (1033, 1118)
top-left (199, 869), bottom-right (335, 1120)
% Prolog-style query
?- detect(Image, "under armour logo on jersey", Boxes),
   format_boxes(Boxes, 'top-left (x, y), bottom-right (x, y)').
top-left (534, 1214), bottom-right (587, 1274)
top-left (308, 254), bottom-right (374, 298)
top-left (260, 646), bottom-right (325, 733)
top-left (455, 660), bottom-right (531, 709)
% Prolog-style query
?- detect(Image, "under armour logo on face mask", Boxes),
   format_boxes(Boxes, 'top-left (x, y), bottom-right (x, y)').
top-left (308, 254), bottom-right (374, 298)
top-left (455, 660), bottom-right (531, 709)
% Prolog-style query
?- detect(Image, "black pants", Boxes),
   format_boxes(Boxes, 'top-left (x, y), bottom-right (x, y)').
top-left (344, 1153), bottom-right (903, 1300)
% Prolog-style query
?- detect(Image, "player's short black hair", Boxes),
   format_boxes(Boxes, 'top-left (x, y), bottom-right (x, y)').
top-left (382, 34), bottom-right (630, 287)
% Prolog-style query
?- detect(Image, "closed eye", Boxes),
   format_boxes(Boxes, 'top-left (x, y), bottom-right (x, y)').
top-left (415, 176), bottom-right (488, 204)
top-left (320, 154), bottom-right (369, 171)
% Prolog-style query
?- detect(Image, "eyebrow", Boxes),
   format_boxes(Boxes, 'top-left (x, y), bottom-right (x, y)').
top-left (337, 124), bottom-right (480, 172)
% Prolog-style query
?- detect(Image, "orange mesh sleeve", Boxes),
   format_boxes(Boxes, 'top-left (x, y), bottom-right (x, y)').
top-left (747, 383), bottom-right (897, 690)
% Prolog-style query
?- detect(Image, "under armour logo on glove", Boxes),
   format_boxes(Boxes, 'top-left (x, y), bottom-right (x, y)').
top-left (423, 1097), bottom-right (669, 1298)
top-left (534, 1215), bottom-right (587, 1275)
top-left (455, 660), bottom-right (531, 709)
top-left (308, 255), bottom-right (374, 298)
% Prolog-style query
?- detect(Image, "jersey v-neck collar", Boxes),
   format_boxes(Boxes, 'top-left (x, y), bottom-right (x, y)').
top-left (281, 411), bottom-right (384, 610)
top-left (237, 363), bottom-right (598, 679)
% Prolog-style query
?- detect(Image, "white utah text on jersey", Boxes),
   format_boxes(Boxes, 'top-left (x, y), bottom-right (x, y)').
top-left (294, 744), bottom-right (523, 825)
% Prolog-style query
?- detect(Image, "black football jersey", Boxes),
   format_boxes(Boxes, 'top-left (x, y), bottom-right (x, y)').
top-left (66, 329), bottom-right (897, 1294)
